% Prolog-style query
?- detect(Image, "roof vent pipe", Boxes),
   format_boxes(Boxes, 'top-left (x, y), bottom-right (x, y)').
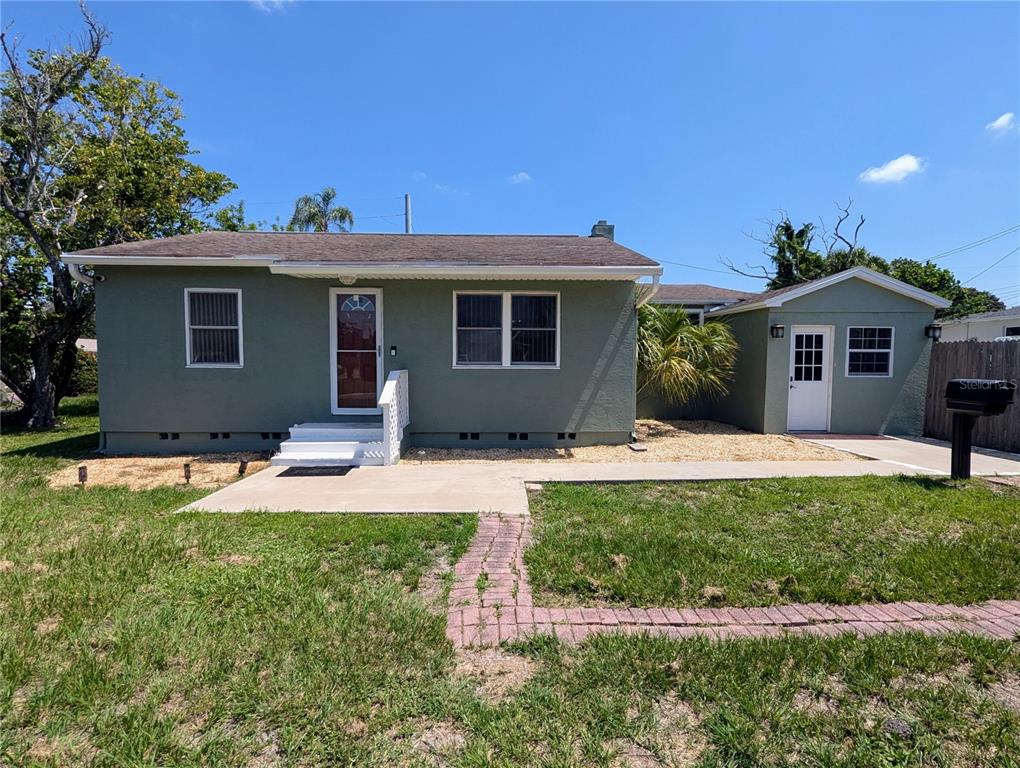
top-left (590, 220), bottom-right (615, 241)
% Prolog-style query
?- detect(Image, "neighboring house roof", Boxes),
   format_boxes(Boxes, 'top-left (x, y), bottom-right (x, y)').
top-left (76, 338), bottom-right (97, 354)
top-left (937, 306), bottom-right (1020, 325)
top-left (705, 266), bottom-right (952, 318)
top-left (63, 231), bottom-right (661, 280)
top-left (653, 283), bottom-right (757, 305)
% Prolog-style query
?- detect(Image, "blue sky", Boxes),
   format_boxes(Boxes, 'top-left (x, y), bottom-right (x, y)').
top-left (7, 1), bottom-right (1019, 299)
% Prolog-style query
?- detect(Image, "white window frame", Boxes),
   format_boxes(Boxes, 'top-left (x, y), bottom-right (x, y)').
top-left (452, 291), bottom-right (560, 369)
top-left (1003, 325), bottom-right (1020, 337)
top-left (845, 325), bottom-right (894, 378)
top-left (184, 288), bottom-right (243, 368)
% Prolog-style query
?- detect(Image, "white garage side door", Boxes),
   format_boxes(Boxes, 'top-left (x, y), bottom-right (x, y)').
top-left (787, 325), bottom-right (833, 432)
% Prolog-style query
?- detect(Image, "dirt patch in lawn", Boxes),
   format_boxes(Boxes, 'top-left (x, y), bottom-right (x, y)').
top-left (454, 647), bottom-right (537, 703)
top-left (412, 420), bottom-right (856, 464)
top-left (47, 453), bottom-right (270, 490)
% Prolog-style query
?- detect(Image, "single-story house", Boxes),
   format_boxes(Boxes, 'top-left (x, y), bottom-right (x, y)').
top-left (702, 267), bottom-right (951, 435)
top-left (936, 306), bottom-right (1020, 342)
top-left (651, 283), bottom-right (756, 323)
top-left (62, 223), bottom-right (662, 465)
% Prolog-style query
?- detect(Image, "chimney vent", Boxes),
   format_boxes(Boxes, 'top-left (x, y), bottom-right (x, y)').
top-left (590, 220), bottom-right (615, 241)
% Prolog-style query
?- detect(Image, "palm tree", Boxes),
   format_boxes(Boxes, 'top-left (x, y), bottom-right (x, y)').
top-left (637, 304), bottom-right (738, 405)
top-left (288, 187), bottom-right (354, 232)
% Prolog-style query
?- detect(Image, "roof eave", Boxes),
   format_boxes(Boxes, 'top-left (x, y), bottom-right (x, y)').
top-left (61, 254), bottom-right (276, 267)
top-left (706, 267), bottom-right (952, 317)
top-left (269, 262), bottom-right (662, 280)
top-left (61, 254), bottom-right (662, 280)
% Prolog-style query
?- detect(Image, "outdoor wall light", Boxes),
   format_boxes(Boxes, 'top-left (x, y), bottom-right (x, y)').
top-left (925, 324), bottom-right (942, 341)
top-left (390, 345), bottom-right (397, 356)
top-left (770, 324), bottom-right (785, 339)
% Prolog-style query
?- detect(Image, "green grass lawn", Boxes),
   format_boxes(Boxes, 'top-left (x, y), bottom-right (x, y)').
top-left (3, 399), bottom-right (1019, 766)
top-left (1, 397), bottom-right (477, 766)
top-left (525, 478), bottom-right (1020, 609)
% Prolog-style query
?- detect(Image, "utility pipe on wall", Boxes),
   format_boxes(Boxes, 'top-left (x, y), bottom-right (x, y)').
top-left (66, 261), bottom-right (95, 285)
top-left (635, 275), bottom-right (661, 307)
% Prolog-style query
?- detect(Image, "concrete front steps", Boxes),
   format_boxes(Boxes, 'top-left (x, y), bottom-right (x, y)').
top-left (271, 422), bottom-right (385, 467)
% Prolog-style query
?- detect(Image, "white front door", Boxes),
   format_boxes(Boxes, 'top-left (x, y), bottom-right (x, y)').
top-left (787, 325), bottom-right (832, 432)
top-left (329, 288), bottom-right (383, 414)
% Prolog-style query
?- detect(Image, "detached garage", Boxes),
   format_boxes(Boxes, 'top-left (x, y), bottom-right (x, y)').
top-left (703, 267), bottom-right (951, 435)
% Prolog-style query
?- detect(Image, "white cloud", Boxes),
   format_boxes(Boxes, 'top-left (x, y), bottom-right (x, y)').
top-left (412, 171), bottom-right (427, 181)
top-left (985, 112), bottom-right (1016, 133)
top-left (249, 0), bottom-right (294, 12)
top-left (507, 171), bottom-right (532, 184)
top-left (858, 154), bottom-right (926, 184)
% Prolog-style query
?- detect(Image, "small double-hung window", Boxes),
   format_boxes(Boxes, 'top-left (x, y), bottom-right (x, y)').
top-left (846, 326), bottom-right (893, 377)
top-left (454, 292), bottom-right (558, 368)
top-left (185, 289), bottom-right (243, 367)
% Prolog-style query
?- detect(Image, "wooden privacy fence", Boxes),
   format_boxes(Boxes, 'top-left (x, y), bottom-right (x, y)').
top-left (924, 340), bottom-right (1020, 453)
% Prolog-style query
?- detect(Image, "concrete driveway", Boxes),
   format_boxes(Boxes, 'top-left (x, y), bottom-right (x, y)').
top-left (801, 435), bottom-right (1020, 476)
top-left (176, 446), bottom-right (1020, 514)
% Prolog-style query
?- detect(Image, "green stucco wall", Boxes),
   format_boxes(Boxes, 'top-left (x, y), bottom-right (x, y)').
top-left (762, 279), bottom-right (935, 435)
top-left (94, 267), bottom-right (638, 453)
top-left (703, 309), bottom-right (770, 432)
top-left (708, 278), bottom-right (935, 435)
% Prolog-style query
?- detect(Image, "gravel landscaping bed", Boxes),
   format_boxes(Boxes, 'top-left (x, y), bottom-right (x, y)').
top-left (47, 452), bottom-right (271, 490)
top-left (415, 419), bottom-right (858, 463)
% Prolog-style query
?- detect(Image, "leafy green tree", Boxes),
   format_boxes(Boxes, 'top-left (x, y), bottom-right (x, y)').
top-left (729, 203), bottom-right (1004, 320)
top-left (1, 5), bottom-right (234, 427)
top-left (288, 187), bottom-right (354, 232)
top-left (637, 304), bottom-right (738, 406)
top-left (211, 201), bottom-right (260, 231)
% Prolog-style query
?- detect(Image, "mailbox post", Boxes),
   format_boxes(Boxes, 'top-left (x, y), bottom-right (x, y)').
top-left (943, 379), bottom-right (1015, 479)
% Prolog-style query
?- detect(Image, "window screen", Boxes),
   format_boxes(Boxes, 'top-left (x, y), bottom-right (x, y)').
top-left (456, 294), bottom-right (502, 365)
top-left (511, 295), bottom-right (557, 365)
top-left (847, 327), bottom-right (892, 376)
top-left (187, 290), bottom-right (241, 366)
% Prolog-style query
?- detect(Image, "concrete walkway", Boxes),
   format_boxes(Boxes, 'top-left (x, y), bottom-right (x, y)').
top-left (184, 434), bottom-right (1019, 513)
top-left (447, 514), bottom-right (1020, 647)
top-left (802, 434), bottom-right (1020, 476)
top-left (184, 458), bottom-right (935, 514)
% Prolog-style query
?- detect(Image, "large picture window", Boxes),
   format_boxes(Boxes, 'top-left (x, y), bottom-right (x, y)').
top-left (185, 289), bottom-right (242, 367)
top-left (846, 326), bottom-right (893, 377)
top-left (454, 292), bottom-right (559, 368)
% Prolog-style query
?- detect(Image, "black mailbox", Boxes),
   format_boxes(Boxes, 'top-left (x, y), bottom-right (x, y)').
top-left (943, 378), bottom-right (1016, 479)
top-left (945, 379), bottom-right (1015, 416)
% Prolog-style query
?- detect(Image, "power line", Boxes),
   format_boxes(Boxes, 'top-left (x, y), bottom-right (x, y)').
top-left (927, 224), bottom-right (1020, 262)
top-left (654, 257), bottom-right (748, 276)
top-left (961, 245), bottom-right (1020, 285)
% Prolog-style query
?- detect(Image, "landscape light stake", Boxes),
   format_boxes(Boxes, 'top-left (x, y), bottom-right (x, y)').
top-left (78, 465), bottom-right (87, 486)
top-left (183, 462), bottom-right (191, 484)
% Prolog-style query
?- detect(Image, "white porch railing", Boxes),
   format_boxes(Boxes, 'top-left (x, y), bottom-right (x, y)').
top-left (379, 369), bottom-right (410, 465)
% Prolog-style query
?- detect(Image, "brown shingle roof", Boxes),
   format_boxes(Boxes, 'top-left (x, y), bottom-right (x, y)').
top-left (653, 283), bottom-right (758, 304)
top-left (67, 231), bottom-right (658, 268)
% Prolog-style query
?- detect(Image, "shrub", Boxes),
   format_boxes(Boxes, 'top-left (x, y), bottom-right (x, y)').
top-left (68, 348), bottom-right (98, 395)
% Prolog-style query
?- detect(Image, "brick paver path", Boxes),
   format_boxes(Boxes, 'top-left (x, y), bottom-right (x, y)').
top-left (446, 514), bottom-right (1020, 648)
